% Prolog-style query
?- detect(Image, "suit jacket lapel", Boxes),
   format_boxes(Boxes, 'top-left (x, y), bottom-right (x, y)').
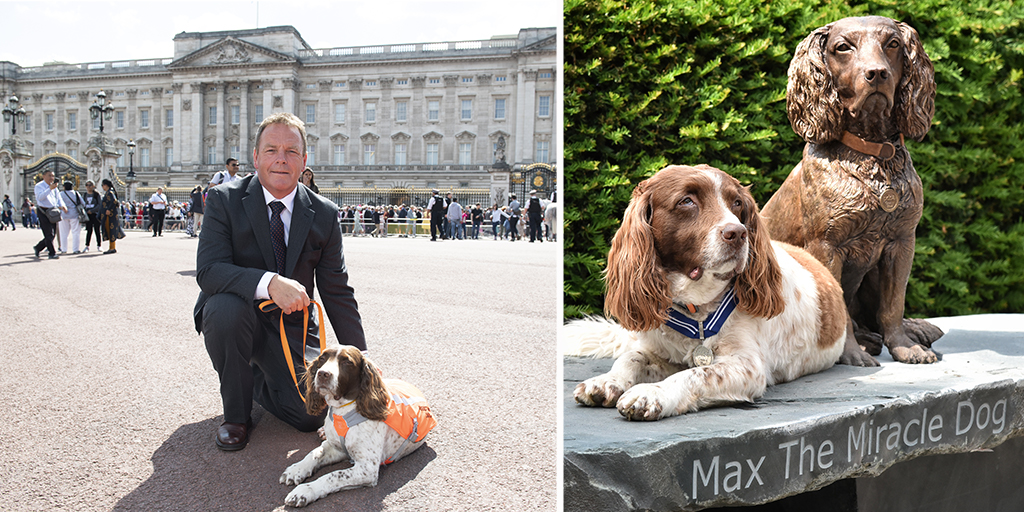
top-left (286, 186), bottom-right (315, 277)
top-left (242, 176), bottom-right (277, 272)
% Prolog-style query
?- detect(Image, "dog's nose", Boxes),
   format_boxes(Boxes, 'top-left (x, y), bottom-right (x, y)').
top-left (865, 67), bottom-right (890, 84)
top-left (721, 223), bottom-right (747, 245)
top-left (316, 369), bottom-right (331, 383)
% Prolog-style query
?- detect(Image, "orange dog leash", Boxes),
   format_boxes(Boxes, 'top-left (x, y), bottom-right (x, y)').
top-left (259, 299), bottom-right (326, 403)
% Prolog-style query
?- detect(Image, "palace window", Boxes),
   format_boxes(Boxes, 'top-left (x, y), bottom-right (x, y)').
top-left (365, 102), bottom-right (376, 123)
top-left (363, 144), bottom-right (375, 165)
top-left (334, 103), bottom-right (346, 124)
top-left (231, 106), bottom-right (240, 125)
top-left (394, 144), bottom-right (407, 165)
top-left (396, 101), bottom-right (407, 122)
top-left (461, 99), bottom-right (472, 120)
top-left (140, 109), bottom-right (149, 128)
top-left (494, 98), bottom-right (506, 120)
top-left (165, 147), bottom-right (173, 165)
top-left (536, 141), bottom-right (550, 162)
top-left (333, 144), bottom-right (345, 165)
top-left (208, 106), bottom-right (216, 125)
top-left (67, 112), bottom-right (77, 131)
top-left (254, 104), bottom-right (263, 123)
top-left (305, 104), bottom-right (316, 124)
top-left (165, 109), bottom-right (173, 128)
top-left (140, 147), bottom-right (150, 167)
top-left (426, 143), bottom-right (439, 165)
top-left (428, 100), bottom-right (439, 121)
top-left (538, 96), bottom-right (550, 117)
top-left (459, 142), bottom-right (472, 164)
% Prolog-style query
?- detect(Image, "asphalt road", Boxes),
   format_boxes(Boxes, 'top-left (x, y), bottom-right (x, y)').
top-left (0, 227), bottom-right (559, 511)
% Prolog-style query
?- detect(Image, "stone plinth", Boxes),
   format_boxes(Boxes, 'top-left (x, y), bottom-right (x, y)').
top-left (564, 314), bottom-right (1024, 511)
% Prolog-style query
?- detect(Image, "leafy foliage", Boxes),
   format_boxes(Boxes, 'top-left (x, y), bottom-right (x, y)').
top-left (564, 0), bottom-right (1024, 319)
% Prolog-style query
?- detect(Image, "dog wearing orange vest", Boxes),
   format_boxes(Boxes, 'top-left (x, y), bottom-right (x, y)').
top-left (280, 346), bottom-right (437, 507)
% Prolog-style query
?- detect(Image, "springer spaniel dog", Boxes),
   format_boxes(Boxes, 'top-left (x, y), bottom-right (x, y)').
top-left (280, 346), bottom-right (436, 507)
top-left (565, 165), bottom-right (848, 421)
top-left (760, 16), bottom-right (942, 366)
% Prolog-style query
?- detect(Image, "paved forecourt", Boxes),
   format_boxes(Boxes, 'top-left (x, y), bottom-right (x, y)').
top-left (0, 228), bottom-right (559, 512)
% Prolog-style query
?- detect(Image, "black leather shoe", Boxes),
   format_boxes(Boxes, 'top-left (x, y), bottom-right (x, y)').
top-left (215, 419), bottom-right (254, 451)
top-left (33, 247), bottom-right (40, 258)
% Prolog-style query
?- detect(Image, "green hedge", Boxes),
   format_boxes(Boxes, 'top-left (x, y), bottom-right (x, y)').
top-left (564, 0), bottom-right (1024, 319)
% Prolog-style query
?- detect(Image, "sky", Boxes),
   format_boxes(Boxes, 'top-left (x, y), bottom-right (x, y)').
top-left (0, 0), bottom-right (561, 67)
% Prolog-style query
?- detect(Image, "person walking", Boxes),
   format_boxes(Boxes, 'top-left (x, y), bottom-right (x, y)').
top-left (427, 189), bottom-right (447, 241)
top-left (1, 194), bottom-right (15, 230)
top-left (149, 187), bottom-right (167, 237)
top-left (58, 182), bottom-right (84, 254)
top-left (447, 197), bottom-right (463, 240)
top-left (471, 203), bottom-right (483, 240)
top-left (507, 193), bottom-right (521, 242)
top-left (100, 179), bottom-right (120, 254)
top-left (21, 197), bottom-right (32, 228)
top-left (490, 205), bottom-right (505, 240)
top-left (33, 169), bottom-right (66, 259)
top-left (527, 190), bottom-right (544, 243)
top-left (190, 185), bottom-right (205, 237)
top-left (82, 181), bottom-right (103, 252)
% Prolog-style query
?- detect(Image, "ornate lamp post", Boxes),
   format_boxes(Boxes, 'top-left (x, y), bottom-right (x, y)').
top-left (89, 91), bottom-right (114, 133)
top-left (2, 94), bottom-right (26, 136)
top-left (126, 139), bottom-right (136, 201)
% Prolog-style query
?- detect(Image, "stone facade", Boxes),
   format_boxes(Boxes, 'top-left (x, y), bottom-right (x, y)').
top-left (0, 26), bottom-right (556, 206)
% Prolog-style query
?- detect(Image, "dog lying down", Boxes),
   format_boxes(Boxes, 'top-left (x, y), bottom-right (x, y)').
top-left (565, 165), bottom-right (849, 420)
top-left (280, 346), bottom-right (436, 507)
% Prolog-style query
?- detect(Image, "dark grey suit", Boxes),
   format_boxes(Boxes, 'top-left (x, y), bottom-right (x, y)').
top-left (194, 175), bottom-right (365, 430)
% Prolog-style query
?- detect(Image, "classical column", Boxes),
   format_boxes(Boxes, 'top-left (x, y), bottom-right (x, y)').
top-left (282, 78), bottom-right (298, 116)
top-left (443, 75), bottom-right (458, 163)
top-left (171, 83), bottom-right (184, 166)
top-left (263, 79), bottom-right (274, 117)
top-left (55, 92), bottom-right (66, 146)
top-left (215, 81), bottom-right (226, 165)
top-left (239, 80), bottom-right (250, 163)
top-left (318, 80), bottom-right (332, 165)
top-left (378, 77), bottom-right (394, 164)
top-left (190, 81), bottom-right (204, 167)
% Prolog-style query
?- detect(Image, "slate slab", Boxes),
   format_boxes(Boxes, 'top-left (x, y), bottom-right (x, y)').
top-left (564, 314), bottom-right (1024, 511)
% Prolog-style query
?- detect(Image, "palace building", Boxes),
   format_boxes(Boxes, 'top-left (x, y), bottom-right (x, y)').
top-left (0, 25), bottom-right (556, 209)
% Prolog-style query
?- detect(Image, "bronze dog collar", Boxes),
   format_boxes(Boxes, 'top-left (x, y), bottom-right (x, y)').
top-left (841, 132), bottom-right (905, 161)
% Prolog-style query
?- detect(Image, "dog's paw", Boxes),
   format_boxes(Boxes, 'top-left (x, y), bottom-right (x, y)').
top-left (903, 318), bottom-right (944, 348)
top-left (574, 375), bottom-right (627, 407)
top-left (838, 345), bottom-right (880, 367)
top-left (616, 383), bottom-right (670, 421)
top-left (890, 343), bottom-right (938, 364)
top-left (285, 483), bottom-right (319, 508)
top-left (280, 463), bottom-right (311, 486)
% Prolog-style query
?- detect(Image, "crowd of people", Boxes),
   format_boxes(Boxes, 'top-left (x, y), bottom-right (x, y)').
top-left (12, 159), bottom-right (558, 255)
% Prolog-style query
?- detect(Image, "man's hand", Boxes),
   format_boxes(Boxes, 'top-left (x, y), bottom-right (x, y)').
top-left (268, 274), bottom-right (310, 314)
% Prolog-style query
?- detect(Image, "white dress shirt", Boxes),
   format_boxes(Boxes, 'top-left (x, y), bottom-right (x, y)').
top-left (34, 180), bottom-right (65, 209)
top-left (254, 185), bottom-right (298, 300)
top-left (149, 192), bottom-right (167, 210)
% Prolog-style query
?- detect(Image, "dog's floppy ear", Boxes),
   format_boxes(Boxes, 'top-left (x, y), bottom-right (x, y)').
top-left (787, 23), bottom-right (844, 144)
top-left (355, 354), bottom-right (390, 421)
top-left (303, 351), bottom-right (331, 416)
top-left (604, 178), bottom-right (672, 332)
top-left (895, 21), bottom-right (935, 141)
top-left (734, 188), bottom-right (784, 319)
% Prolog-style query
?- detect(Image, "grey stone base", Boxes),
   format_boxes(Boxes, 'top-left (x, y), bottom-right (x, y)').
top-left (564, 315), bottom-right (1024, 511)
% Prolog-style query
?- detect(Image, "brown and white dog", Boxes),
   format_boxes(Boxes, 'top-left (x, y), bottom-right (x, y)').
top-left (565, 165), bottom-right (848, 420)
top-left (280, 346), bottom-right (434, 507)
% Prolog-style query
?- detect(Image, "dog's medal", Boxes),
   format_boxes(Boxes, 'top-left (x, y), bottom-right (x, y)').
top-left (879, 188), bottom-right (899, 212)
top-left (692, 345), bottom-right (714, 367)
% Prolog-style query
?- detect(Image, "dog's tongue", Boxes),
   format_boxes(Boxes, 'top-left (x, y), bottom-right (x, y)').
top-left (689, 267), bottom-right (703, 280)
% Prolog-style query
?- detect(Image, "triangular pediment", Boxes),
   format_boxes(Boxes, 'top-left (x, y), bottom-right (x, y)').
top-left (517, 35), bottom-right (555, 54)
top-left (167, 36), bottom-right (296, 69)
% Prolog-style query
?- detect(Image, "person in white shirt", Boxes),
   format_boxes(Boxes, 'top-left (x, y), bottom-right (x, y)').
top-left (58, 181), bottom-right (84, 254)
top-left (33, 169), bottom-right (66, 259)
top-left (149, 187), bottom-right (167, 237)
top-left (210, 158), bottom-right (242, 188)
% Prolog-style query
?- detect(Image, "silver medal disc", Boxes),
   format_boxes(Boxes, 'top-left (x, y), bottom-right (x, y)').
top-left (692, 345), bottom-right (714, 367)
top-left (879, 188), bottom-right (899, 212)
